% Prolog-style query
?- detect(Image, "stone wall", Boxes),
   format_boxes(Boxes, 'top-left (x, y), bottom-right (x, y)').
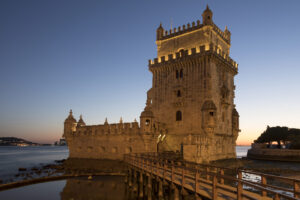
top-left (67, 133), bottom-right (157, 160)
top-left (247, 148), bottom-right (300, 162)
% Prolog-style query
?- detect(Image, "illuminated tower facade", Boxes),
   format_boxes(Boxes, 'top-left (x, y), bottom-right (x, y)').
top-left (142, 6), bottom-right (240, 162)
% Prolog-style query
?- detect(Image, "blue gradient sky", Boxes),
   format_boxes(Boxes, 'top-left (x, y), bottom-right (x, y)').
top-left (0, 0), bottom-right (299, 144)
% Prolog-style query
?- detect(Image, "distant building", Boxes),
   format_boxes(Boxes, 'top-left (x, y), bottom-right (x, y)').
top-left (54, 138), bottom-right (67, 146)
top-left (64, 6), bottom-right (239, 163)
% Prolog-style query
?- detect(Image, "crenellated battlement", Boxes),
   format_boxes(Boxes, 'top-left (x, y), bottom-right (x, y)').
top-left (148, 44), bottom-right (238, 70)
top-left (73, 121), bottom-right (140, 136)
top-left (159, 21), bottom-right (230, 44)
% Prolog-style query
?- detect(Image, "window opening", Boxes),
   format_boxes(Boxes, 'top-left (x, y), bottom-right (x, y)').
top-left (177, 90), bottom-right (181, 97)
top-left (176, 111), bottom-right (182, 121)
top-left (145, 119), bottom-right (150, 126)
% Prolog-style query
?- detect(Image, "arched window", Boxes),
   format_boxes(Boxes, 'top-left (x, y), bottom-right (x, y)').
top-left (176, 70), bottom-right (179, 79)
top-left (180, 69), bottom-right (183, 78)
top-left (176, 111), bottom-right (182, 121)
top-left (177, 90), bottom-right (181, 97)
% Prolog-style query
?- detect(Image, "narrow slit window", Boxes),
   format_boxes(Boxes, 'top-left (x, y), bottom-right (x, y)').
top-left (177, 90), bottom-right (181, 97)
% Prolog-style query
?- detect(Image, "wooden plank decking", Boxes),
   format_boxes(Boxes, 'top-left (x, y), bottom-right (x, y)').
top-left (125, 154), bottom-right (300, 200)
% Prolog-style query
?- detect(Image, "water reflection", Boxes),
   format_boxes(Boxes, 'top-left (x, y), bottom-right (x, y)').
top-left (61, 176), bottom-right (127, 200)
top-left (0, 176), bottom-right (191, 200)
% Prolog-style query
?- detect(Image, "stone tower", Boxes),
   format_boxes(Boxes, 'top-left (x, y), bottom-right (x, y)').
top-left (143, 6), bottom-right (240, 163)
top-left (63, 110), bottom-right (77, 138)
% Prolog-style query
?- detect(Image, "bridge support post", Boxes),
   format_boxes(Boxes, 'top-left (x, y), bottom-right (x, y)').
top-left (295, 180), bottom-right (300, 198)
top-left (158, 179), bottom-right (163, 198)
top-left (128, 168), bottom-right (132, 187)
top-left (133, 169), bottom-right (138, 193)
top-left (212, 175), bottom-right (218, 199)
top-left (139, 172), bottom-right (144, 198)
top-left (261, 175), bottom-right (267, 197)
top-left (237, 171), bottom-right (243, 200)
top-left (172, 184), bottom-right (180, 200)
top-left (147, 175), bottom-right (152, 200)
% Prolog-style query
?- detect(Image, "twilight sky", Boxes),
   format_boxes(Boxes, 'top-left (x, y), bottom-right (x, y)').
top-left (0, 0), bottom-right (299, 144)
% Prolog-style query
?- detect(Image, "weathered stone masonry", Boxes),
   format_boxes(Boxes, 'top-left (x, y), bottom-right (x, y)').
top-left (64, 6), bottom-right (240, 163)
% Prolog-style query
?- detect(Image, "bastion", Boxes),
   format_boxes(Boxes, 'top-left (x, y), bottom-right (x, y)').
top-left (64, 6), bottom-right (240, 164)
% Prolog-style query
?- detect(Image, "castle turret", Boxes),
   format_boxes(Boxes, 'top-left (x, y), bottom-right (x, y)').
top-left (201, 100), bottom-right (217, 135)
top-left (63, 109), bottom-right (77, 137)
top-left (202, 5), bottom-right (213, 25)
top-left (77, 114), bottom-right (86, 127)
top-left (156, 23), bottom-right (164, 41)
top-left (224, 26), bottom-right (231, 42)
top-left (140, 99), bottom-right (154, 134)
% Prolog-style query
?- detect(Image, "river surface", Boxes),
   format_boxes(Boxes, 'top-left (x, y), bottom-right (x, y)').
top-left (0, 146), bottom-right (68, 183)
top-left (0, 146), bottom-right (250, 182)
top-left (0, 146), bottom-right (251, 200)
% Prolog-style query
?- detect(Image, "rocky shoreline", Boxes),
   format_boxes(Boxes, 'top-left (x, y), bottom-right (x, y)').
top-left (0, 158), bottom-right (127, 185)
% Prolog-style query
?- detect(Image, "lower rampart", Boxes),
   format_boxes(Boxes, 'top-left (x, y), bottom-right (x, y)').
top-left (66, 133), bottom-right (158, 160)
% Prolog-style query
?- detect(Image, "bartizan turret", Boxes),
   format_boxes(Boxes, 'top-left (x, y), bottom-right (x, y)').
top-left (156, 23), bottom-right (164, 41)
top-left (140, 99), bottom-right (154, 134)
top-left (77, 114), bottom-right (86, 127)
top-left (63, 109), bottom-right (77, 137)
top-left (202, 5), bottom-right (213, 25)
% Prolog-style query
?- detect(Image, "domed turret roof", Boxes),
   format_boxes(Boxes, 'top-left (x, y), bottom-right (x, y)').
top-left (157, 23), bottom-right (164, 31)
top-left (203, 5), bottom-right (212, 15)
top-left (77, 114), bottom-right (86, 126)
top-left (141, 110), bottom-right (154, 118)
top-left (140, 99), bottom-right (154, 118)
top-left (65, 109), bottom-right (76, 123)
top-left (202, 5), bottom-right (213, 25)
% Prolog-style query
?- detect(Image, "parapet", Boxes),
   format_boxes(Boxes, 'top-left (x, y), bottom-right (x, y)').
top-left (148, 44), bottom-right (238, 71)
top-left (158, 21), bottom-right (230, 44)
top-left (74, 121), bottom-right (140, 136)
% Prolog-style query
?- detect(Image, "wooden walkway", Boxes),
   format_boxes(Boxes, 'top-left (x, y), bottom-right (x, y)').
top-left (124, 153), bottom-right (300, 200)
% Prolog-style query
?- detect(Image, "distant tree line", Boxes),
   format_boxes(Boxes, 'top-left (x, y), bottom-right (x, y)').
top-left (255, 126), bottom-right (300, 149)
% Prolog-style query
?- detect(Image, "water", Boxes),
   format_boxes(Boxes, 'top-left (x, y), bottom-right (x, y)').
top-left (0, 176), bottom-right (126, 200)
top-left (0, 146), bottom-right (68, 182)
top-left (236, 145), bottom-right (251, 158)
top-left (0, 146), bottom-right (297, 200)
top-left (0, 180), bottom-right (66, 200)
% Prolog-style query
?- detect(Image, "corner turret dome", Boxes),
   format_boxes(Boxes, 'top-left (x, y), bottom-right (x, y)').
top-left (202, 5), bottom-right (213, 25)
top-left (64, 109), bottom-right (76, 123)
top-left (140, 99), bottom-right (154, 118)
top-left (140, 109), bottom-right (154, 118)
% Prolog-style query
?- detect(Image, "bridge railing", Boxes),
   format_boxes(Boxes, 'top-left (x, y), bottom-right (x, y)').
top-left (124, 153), bottom-right (300, 200)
